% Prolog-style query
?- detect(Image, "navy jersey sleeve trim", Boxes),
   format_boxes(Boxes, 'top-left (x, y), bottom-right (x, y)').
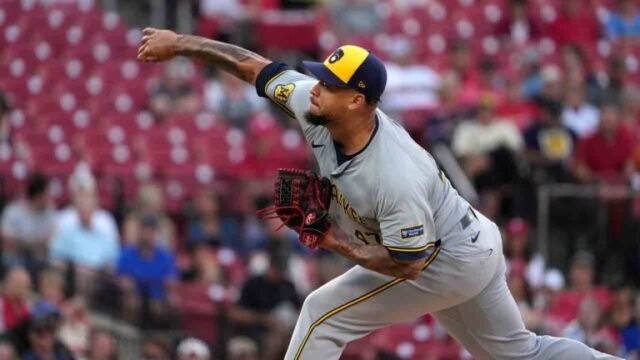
top-left (385, 240), bottom-right (441, 261)
top-left (255, 61), bottom-right (291, 98)
top-left (387, 249), bottom-right (427, 261)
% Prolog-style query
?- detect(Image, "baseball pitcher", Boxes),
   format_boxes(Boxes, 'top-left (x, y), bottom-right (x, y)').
top-left (138, 28), bottom-right (622, 360)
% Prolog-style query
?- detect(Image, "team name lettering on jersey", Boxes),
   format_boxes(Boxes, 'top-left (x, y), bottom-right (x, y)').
top-left (331, 184), bottom-right (364, 225)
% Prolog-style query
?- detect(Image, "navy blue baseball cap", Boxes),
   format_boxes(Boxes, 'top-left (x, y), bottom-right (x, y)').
top-left (303, 45), bottom-right (387, 101)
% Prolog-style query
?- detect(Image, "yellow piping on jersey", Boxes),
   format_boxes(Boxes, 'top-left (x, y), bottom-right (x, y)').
top-left (293, 243), bottom-right (441, 360)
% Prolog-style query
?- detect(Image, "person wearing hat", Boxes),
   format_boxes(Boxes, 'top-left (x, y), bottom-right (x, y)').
top-left (139, 29), bottom-right (621, 359)
top-left (4, 301), bottom-right (74, 360)
top-left (176, 337), bottom-right (210, 360)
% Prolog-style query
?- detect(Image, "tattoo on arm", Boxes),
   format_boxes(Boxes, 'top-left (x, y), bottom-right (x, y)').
top-left (332, 239), bottom-right (420, 279)
top-left (175, 35), bottom-right (269, 83)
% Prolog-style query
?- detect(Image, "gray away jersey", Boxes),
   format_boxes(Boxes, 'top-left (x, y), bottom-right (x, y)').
top-left (256, 62), bottom-right (472, 261)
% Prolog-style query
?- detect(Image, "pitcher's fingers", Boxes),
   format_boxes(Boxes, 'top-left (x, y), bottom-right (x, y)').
top-left (142, 28), bottom-right (156, 35)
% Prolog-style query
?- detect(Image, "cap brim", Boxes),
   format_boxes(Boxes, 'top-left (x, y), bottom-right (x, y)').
top-left (302, 61), bottom-right (350, 88)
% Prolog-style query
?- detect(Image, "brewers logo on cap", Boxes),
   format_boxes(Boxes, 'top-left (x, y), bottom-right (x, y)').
top-left (328, 49), bottom-right (344, 64)
top-left (303, 45), bottom-right (387, 101)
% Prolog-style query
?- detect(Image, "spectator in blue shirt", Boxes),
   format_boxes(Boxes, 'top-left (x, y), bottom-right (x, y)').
top-left (117, 214), bottom-right (177, 327)
top-left (606, 0), bottom-right (640, 40)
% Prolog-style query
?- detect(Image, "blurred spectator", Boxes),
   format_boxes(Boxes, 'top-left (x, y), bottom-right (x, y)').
top-left (507, 266), bottom-right (543, 331)
top-left (200, 0), bottom-right (247, 22)
top-left (49, 186), bottom-right (119, 271)
top-left (562, 80), bottom-right (600, 139)
top-left (503, 218), bottom-right (546, 289)
top-left (609, 285), bottom-right (638, 358)
top-left (229, 245), bottom-right (301, 360)
top-left (122, 183), bottom-right (175, 250)
top-left (451, 96), bottom-right (524, 218)
top-left (58, 298), bottom-right (91, 358)
top-left (226, 336), bottom-right (258, 360)
top-left (327, 0), bottom-right (382, 36)
top-left (520, 50), bottom-right (544, 100)
top-left (561, 298), bottom-right (620, 355)
top-left (535, 269), bottom-right (566, 331)
top-left (148, 59), bottom-right (201, 121)
top-left (539, 64), bottom-right (565, 103)
top-left (37, 270), bottom-right (64, 309)
top-left (572, 104), bottom-right (635, 183)
top-left (0, 341), bottom-right (17, 360)
top-left (381, 41), bottom-right (440, 114)
top-left (117, 214), bottom-right (177, 326)
top-left (605, 0), bottom-right (640, 40)
top-left (495, 0), bottom-right (542, 46)
top-left (0, 268), bottom-right (31, 334)
top-left (180, 243), bottom-right (224, 284)
top-left (186, 190), bottom-right (236, 250)
top-left (54, 166), bottom-right (119, 271)
top-left (423, 73), bottom-right (473, 146)
top-left (86, 328), bottom-right (118, 360)
top-left (204, 71), bottom-right (267, 129)
top-left (561, 45), bottom-right (602, 105)
top-left (21, 301), bottom-right (74, 360)
top-left (594, 57), bottom-right (630, 107)
top-left (620, 293), bottom-right (640, 359)
top-left (548, 0), bottom-right (600, 48)
top-left (176, 337), bottom-right (210, 360)
top-left (523, 98), bottom-right (577, 184)
top-left (1, 173), bottom-right (56, 274)
top-left (448, 42), bottom-right (482, 106)
top-left (141, 336), bottom-right (172, 360)
top-left (495, 75), bottom-right (538, 131)
top-left (548, 251), bottom-right (613, 328)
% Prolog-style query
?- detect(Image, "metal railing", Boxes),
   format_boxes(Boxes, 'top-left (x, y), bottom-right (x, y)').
top-left (536, 183), bottom-right (640, 273)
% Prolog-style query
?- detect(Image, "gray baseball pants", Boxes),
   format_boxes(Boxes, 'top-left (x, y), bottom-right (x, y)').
top-left (285, 212), bottom-right (621, 360)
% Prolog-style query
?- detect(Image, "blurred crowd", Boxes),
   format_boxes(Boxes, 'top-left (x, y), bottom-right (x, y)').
top-left (1, 0), bottom-right (640, 359)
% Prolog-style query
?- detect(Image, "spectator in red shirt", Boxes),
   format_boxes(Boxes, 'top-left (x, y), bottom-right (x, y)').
top-left (0, 267), bottom-right (31, 334)
top-left (572, 104), bottom-right (635, 183)
top-left (547, 0), bottom-right (600, 48)
top-left (547, 251), bottom-right (612, 328)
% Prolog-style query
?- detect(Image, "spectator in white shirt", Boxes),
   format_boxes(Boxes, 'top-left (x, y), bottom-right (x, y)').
top-left (381, 40), bottom-right (441, 114)
top-left (452, 96), bottom-right (524, 218)
top-left (562, 82), bottom-right (600, 138)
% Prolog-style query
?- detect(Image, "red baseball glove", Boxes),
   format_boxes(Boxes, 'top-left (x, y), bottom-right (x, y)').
top-left (257, 168), bottom-right (332, 249)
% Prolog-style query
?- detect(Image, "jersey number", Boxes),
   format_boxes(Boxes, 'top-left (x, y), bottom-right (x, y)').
top-left (354, 230), bottom-right (382, 245)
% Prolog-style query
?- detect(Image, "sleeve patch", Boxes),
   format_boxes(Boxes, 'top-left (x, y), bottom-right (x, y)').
top-left (274, 83), bottom-right (295, 103)
top-left (401, 225), bottom-right (424, 239)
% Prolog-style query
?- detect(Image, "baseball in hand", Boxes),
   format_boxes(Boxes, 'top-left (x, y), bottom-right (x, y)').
top-left (137, 28), bottom-right (179, 63)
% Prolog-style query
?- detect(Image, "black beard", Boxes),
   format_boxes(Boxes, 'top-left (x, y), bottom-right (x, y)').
top-left (304, 111), bottom-right (330, 126)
